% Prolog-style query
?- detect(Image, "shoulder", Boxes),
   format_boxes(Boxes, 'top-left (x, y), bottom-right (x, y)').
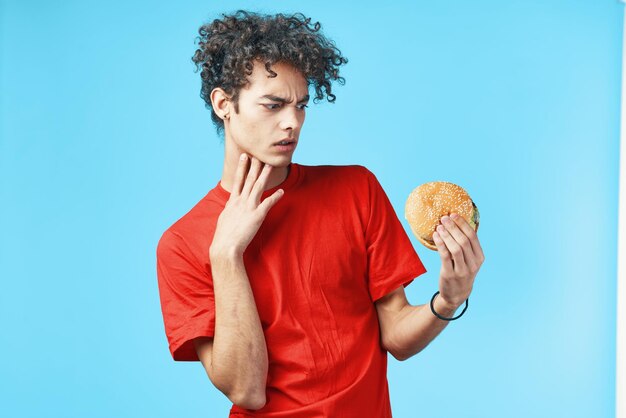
top-left (300, 163), bottom-right (371, 175)
top-left (298, 163), bottom-right (374, 187)
top-left (156, 193), bottom-right (220, 265)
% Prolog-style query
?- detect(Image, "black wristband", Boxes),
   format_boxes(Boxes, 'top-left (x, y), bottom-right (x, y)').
top-left (430, 291), bottom-right (468, 321)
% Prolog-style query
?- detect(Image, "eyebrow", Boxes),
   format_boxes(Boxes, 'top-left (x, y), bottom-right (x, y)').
top-left (260, 94), bottom-right (310, 103)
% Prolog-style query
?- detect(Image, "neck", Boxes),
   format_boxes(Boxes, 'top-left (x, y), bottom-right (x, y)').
top-left (220, 138), bottom-right (291, 193)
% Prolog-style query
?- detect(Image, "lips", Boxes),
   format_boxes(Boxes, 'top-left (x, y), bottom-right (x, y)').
top-left (274, 138), bottom-right (296, 146)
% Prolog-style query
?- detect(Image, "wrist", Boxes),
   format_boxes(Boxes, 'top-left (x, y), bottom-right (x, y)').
top-left (433, 294), bottom-right (458, 317)
top-left (209, 245), bottom-right (244, 262)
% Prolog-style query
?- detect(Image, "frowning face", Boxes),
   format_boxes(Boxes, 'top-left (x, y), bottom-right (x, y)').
top-left (222, 59), bottom-right (310, 169)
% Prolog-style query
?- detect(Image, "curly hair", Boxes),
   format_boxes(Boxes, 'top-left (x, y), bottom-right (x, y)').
top-left (191, 10), bottom-right (349, 136)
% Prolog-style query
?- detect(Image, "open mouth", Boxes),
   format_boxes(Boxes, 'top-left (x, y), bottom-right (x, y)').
top-left (274, 140), bottom-right (296, 146)
top-left (273, 141), bottom-right (296, 153)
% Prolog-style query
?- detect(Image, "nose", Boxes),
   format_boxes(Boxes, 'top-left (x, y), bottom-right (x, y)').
top-left (279, 106), bottom-right (302, 131)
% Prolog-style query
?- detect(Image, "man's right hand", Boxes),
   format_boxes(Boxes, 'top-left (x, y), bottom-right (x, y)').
top-left (210, 153), bottom-right (285, 259)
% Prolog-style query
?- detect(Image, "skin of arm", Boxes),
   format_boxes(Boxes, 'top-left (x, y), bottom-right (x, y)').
top-left (375, 286), bottom-right (460, 361)
top-left (193, 249), bottom-right (269, 410)
top-left (376, 213), bottom-right (485, 361)
top-left (193, 155), bottom-right (284, 410)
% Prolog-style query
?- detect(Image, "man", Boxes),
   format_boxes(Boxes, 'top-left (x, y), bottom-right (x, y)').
top-left (156, 9), bottom-right (485, 417)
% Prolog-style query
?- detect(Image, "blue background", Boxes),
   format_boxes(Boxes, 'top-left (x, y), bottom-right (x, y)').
top-left (0, 1), bottom-right (622, 417)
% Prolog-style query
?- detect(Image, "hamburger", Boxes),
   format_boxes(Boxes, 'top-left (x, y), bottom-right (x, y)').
top-left (404, 181), bottom-right (480, 251)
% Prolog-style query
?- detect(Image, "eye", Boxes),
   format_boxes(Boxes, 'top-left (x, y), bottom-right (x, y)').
top-left (297, 104), bottom-right (309, 110)
top-left (264, 104), bottom-right (281, 110)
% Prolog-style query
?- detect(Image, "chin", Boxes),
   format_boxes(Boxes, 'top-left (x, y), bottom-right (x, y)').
top-left (266, 155), bottom-right (293, 167)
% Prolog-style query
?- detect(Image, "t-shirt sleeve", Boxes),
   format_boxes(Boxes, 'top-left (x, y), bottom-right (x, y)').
top-left (363, 168), bottom-right (428, 302)
top-left (156, 230), bottom-right (215, 361)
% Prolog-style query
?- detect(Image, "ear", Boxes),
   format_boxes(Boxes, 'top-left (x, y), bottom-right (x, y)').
top-left (210, 87), bottom-right (231, 120)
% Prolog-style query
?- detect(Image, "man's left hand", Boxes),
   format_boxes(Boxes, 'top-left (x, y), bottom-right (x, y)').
top-left (433, 213), bottom-right (485, 309)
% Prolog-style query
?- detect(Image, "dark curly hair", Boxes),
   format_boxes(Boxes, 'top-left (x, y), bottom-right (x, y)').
top-left (191, 10), bottom-right (349, 136)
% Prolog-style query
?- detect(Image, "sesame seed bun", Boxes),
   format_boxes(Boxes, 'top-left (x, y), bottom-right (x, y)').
top-left (404, 181), bottom-right (480, 251)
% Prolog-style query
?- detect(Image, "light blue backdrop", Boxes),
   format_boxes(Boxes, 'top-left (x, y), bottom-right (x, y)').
top-left (0, 1), bottom-right (622, 417)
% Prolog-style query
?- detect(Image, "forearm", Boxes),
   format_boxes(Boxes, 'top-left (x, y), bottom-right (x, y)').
top-left (391, 296), bottom-right (460, 361)
top-left (209, 248), bottom-right (268, 407)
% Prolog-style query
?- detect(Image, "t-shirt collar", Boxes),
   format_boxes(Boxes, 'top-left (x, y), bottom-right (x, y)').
top-left (211, 162), bottom-right (301, 204)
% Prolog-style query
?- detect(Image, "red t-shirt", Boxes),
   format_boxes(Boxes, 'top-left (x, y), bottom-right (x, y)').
top-left (156, 162), bottom-right (427, 417)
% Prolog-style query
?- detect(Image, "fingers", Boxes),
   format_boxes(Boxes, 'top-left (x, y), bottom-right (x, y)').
top-left (439, 215), bottom-right (474, 272)
top-left (434, 219), bottom-right (466, 273)
top-left (232, 153), bottom-right (250, 196)
top-left (450, 214), bottom-right (484, 263)
top-left (241, 156), bottom-right (263, 197)
top-left (231, 154), bottom-right (284, 214)
top-left (250, 163), bottom-right (273, 203)
top-left (433, 229), bottom-right (455, 272)
top-left (433, 227), bottom-right (454, 272)
top-left (258, 188), bottom-right (284, 215)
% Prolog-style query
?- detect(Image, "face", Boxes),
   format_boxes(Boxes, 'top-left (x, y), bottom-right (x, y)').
top-left (221, 60), bottom-right (309, 168)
